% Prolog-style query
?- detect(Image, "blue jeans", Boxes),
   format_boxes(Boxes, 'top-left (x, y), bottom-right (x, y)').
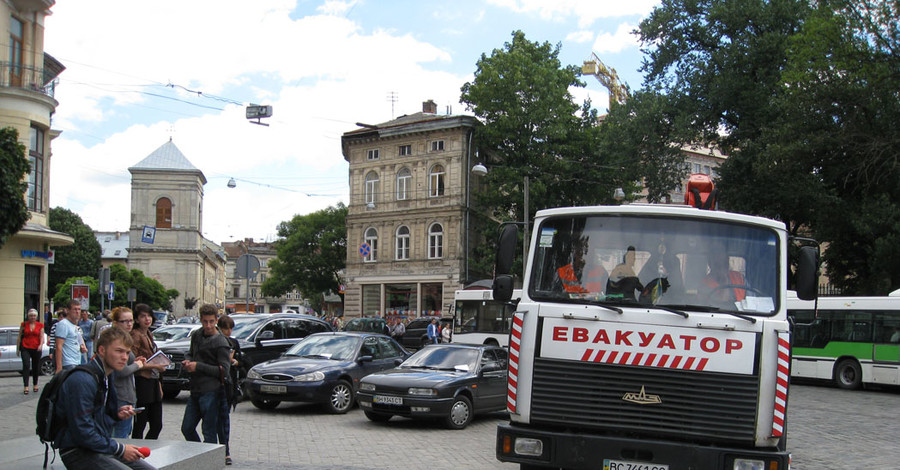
top-left (181, 390), bottom-right (220, 443)
top-left (113, 400), bottom-right (134, 438)
top-left (60, 447), bottom-right (156, 470)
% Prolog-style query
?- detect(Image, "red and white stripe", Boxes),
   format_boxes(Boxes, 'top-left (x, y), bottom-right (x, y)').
top-left (772, 331), bottom-right (791, 437)
top-left (579, 349), bottom-right (710, 371)
top-left (507, 312), bottom-right (525, 413)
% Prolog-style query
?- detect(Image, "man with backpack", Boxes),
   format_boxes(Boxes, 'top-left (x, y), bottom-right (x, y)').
top-left (52, 327), bottom-right (155, 469)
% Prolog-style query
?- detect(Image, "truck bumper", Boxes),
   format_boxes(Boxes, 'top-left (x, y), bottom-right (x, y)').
top-left (496, 422), bottom-right (790, 470)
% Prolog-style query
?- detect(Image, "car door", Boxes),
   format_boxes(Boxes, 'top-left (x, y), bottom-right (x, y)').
top-left (250, 319), bottom-right (293, 364)
top-left (477, 348), bottom-right (509, 411)
top-left (0, 329), bottom-right (15, 371)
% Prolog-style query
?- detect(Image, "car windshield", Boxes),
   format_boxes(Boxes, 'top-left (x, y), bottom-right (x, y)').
top-left (231, 317), bottom-right (268, 340)
top-left (285, 335), bottom-right (360, 361)
top-left (152, 327), bottom-right (192, 342)
top-left (401, 347), bottom-right (479, 372)
top-left (529, 214), bottom-right (780, 315)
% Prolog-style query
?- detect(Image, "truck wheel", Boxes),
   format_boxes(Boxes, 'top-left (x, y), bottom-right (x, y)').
top-left (444, 395), bottom-right (473, 429)
top-left (834, 359), bottom-right (862, 389)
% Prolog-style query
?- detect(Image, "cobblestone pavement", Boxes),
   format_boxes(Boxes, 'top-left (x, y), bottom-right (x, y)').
top-left (0, 372), bottom-right (897, 469)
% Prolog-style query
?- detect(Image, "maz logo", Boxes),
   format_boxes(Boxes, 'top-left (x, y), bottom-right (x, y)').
top-left (622, 386), bottom-right (662, 405)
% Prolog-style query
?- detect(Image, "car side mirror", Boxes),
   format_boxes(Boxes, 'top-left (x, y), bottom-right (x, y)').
top-left (358, 355), bottom-right (373, 363)
top-left (256, 330), bottom-right (275, 344)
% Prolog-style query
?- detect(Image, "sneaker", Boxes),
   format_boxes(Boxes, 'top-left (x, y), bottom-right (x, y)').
top-left (225, 456), bottom-right (232, 466)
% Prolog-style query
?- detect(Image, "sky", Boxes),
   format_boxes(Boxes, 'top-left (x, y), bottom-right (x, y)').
top-left (44, 0), bottom-right (661, 245)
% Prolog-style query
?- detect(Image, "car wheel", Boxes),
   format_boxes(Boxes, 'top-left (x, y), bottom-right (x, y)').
top-left (445, 395), bottom-right (473, 430)
top-left (834, 359), bottom-right (862, 390)
top-left (364, 410), bottom-right (392, 422)
top-left (40, 357), bottom-right (54, 376)
top-left (162, 387), bottom-right (180, 400)
top-left (325, 380), bottom-right (354, 414)
top-left (251, 398), bottom-right (280, 410)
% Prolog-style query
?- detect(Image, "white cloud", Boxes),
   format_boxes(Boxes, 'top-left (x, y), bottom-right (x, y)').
top-left (487, 0), bottom-right (658, 28)
top-left (566, 31), bottom-right (594, 43)
top-left (592, 23), bottom-right (640, 54)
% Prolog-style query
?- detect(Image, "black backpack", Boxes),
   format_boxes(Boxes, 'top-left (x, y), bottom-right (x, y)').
top-left (35, 364), bottom-right (104, 468)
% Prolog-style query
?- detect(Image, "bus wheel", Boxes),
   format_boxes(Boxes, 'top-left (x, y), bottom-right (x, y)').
top-left (834, 359), bottom-right (862, 390)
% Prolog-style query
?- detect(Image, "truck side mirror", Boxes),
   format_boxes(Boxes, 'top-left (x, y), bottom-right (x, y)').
top-left (495, 223), bottom-right (518, 276)
top-left (493, 275), bottom-right (514, 302)
top-left (795, 245), bottom-right (819, 301)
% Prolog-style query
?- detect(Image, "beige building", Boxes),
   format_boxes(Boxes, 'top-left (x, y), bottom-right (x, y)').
top-left (222, 238), bottom-right (296, 314)
top-left (127, 140), bottom-right (226, 316)
top-left (0, 0), bottom-right (72, 325)
top-left (341, 101), bottom-right (478, 319)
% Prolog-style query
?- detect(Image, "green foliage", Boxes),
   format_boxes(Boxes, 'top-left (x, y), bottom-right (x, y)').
top-left (261, 203), bottom-right (347, 310)
top-left (51, 263), bottom-right (178, 312)
top-left (461, 31), bottom-right (637, 277)
top-left (0, 127), bottom-right (30, 249)
top-left (48, 207), bottom-right (102, 296)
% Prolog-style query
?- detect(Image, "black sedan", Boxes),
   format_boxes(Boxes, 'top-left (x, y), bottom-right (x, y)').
top-left (246, 332), bottom-right (410, 413)
top-left (357, 344), bottom-right (508, 429)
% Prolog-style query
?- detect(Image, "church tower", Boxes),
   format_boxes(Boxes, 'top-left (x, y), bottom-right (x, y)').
top-left (127, 139), bottom-right (223, 315)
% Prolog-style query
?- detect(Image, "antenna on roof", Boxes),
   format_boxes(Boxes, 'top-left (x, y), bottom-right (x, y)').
top-left (386, 91), bottom-right (399, 119)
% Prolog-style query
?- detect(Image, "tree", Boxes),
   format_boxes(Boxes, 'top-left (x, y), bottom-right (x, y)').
top-left (52, 263), bottom-right (178, 312)
top-left (0, 127), bottom-right (30, 249)
top-left (48, 207), bottom-right (102, 297)
top-left (460, 31), bottom-right (636, 277)
top-left (261, 204), bottom-right (347, 311)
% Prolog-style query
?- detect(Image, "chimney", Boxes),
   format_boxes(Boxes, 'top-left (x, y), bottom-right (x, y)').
top-left (422, 99), bottom-right (437, 114)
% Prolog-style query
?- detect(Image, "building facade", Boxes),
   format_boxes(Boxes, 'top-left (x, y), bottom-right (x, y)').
top-left (95, 231), bottom-right (129, 268)
top-left (341, 101), bottom-right (478, 320)
top-left (0, 0), bottom-right (72, 325)
top-left (127, 140), bottom-right (226, 316)
top-left (222, 238), bottom-right (296, 314)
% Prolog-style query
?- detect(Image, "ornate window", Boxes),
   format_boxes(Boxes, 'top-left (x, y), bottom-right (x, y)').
top-left (364, 227), bottom-right (378, 262)
top-left (429, 164), bottom-right (445, 197)
top-left (26, 126), bottom-right (44, 212)
top-left (396, 168), bottom-right (411, 200)
top-left (365, 171), bottom-right (379, 205)
top-left (428, 223), bottom-right (443, 259)
top-left (156, 197), bottom-right (172, 228)
top-left (396, 225), bottom-right (410, 260)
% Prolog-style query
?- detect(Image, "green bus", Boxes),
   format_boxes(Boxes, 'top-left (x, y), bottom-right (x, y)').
top-left (788, 292), bottom-right (900, 389)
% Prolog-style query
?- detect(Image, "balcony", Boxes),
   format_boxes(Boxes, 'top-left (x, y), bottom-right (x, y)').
top-left (0, 54), bottom-right (64, 99)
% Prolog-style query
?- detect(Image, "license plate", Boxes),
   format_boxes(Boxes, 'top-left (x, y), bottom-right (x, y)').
top-left (603, 459), bottom-right (668, 470)
top-left (373, 395), bottom-right (403, 405)
top-left (260, 384), bottom-right (287, 394)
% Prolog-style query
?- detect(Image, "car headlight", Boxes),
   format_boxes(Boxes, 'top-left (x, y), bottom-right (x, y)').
top-left (292, 371), bottom-right (326, 382)
top-left (360, 382), bottom-right (376, 392)
top-left (408, 387), bottom-right (437, 396)
top-left (247, 369), bottom-right (261, 379)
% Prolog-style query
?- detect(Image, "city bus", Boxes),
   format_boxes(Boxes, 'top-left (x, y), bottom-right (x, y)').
top-left (788, 291), bottom-right (900, 389)
top-left (451, 288), bottom-right (522, 347)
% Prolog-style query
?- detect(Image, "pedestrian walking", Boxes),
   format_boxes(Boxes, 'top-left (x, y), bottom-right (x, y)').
top-left (91, 310), bottom-right (112, 353)
top-left (441, 321), bottom-right (452, 344)
top-left (79, 309), bottom-right (94, 364)
top-left (131, 304), bottom-right (165, 440)
top-left (217, 315), bottom-right (242, 466)
top-left (16, 308), bottom-right (44, 394)
top-left (181, 304), bottom-right (231, 443)
top-left (427, 318), bottom-right (439, 344)
top-left (54, 327), bottom-right (156, 470)
top-left (111, 306), bottom-right (145, 438)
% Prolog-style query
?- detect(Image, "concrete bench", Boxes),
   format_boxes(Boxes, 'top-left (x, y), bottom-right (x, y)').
top-left (0, 437), bottom-right (224, 470)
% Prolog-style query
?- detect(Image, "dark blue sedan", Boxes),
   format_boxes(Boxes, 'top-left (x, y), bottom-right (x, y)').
top-left (357, 344), bottom-right (508, 429)
top-left (246, 332), bottom-right (410, 413)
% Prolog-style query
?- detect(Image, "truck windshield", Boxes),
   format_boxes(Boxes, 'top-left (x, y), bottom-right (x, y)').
top-left (529, 215), bottom-right (780, 315)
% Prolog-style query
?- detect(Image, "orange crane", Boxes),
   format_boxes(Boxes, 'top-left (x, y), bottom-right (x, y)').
top-left (581, 52), bottom-right (629, 106)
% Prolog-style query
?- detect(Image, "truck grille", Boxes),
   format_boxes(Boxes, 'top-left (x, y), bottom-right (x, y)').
top-left (531, 357), bottom-right (759, 444)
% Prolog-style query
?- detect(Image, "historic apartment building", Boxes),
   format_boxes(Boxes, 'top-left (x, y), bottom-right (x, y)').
top-left (341, 100), bottom-right (478, 319)
top-left (223, 238), bottom-right (290, 314)
top-left (127, 140), bottom-right (226, 316)
top-left (0, 0), bottom-right (72, 325)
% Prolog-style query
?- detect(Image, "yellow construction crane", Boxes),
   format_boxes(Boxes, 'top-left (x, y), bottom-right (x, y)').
top-left (582, 52), bottom-right (629, 106)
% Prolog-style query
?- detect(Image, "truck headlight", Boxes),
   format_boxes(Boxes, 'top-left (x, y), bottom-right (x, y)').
top-left (408, 387), bottom-right (437, 396)
top-left (292, 371), bottom-right (325, 382)
top-left (514, 438), bottom-right (544, 457)
top-left (733, 459), bottom-right (765, 470)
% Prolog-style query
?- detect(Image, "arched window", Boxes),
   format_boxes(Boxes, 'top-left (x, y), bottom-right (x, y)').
top-left (396, 225), bottom-right (410, 261)
top-left (364, 227), bottom-right (378, 262)
top-left (156, 197), bottom-right (172, 228)
top-left (429, 164), bottom-right (445, 197)
top-left (396, 168), bottom-right (411, 200)
top-left (365, 171), bottom-right (379, 205)
top-left (428, 223), bottom-right (443, 259)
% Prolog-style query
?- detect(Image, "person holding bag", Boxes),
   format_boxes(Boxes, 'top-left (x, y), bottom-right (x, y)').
top-left (17, 308), bottom-right (44, 394)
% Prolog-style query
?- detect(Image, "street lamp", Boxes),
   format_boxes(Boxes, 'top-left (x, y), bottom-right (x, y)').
top-left (470, 163), bottom-right (530, 261)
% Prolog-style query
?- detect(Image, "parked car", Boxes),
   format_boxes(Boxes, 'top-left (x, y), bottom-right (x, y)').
top-left (150, 311), bottom-right (171, 331)
top-left (399, 316), bottom-right (453, 349)
top-left (175, 316), bottom-right (198, 324)
top-left (357, 343), bottom-right (508, 429)
top-left (160, 313), bottom-right (332, 399)
top-left (246, 332), bottom-right (410, 413)
top-left (0, 326), bottom-right (53, 375)
top-left (343, 317), bottom-right (390, 335)
top-left (151, 324), bottom-right (200, 345)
